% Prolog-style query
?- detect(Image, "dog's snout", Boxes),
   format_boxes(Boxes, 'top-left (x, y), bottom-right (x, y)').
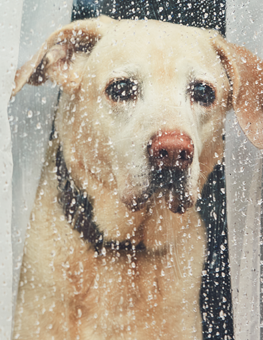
top-left (148, 131), bottom-right (194, 170)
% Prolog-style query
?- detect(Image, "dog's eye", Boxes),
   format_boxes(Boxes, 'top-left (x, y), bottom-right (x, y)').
top-left (190, 82), bottom-right (216, 107)
top-left (106, 79), bottom-right (139, 102)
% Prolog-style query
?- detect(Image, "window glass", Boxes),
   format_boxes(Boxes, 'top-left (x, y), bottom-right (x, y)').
top-left (8, 1), bottom-right (263, 340)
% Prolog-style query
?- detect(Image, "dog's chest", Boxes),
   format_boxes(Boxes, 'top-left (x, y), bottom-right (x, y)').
top-left (19, 145), bottom-right (204, 340)
top-left (67, 254), bottom-right (187, 340)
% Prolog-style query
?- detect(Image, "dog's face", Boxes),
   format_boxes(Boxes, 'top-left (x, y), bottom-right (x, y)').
top-left (56, 20), bottom-right (229, 212)
top-left (13, 16), bottom-right (263, 244)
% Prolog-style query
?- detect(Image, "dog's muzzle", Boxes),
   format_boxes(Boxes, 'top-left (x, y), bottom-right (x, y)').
top-left (126, 131), bottom-right (194, 214)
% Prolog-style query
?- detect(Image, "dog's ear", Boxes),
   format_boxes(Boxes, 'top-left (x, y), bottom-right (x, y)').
top-left (212, 34), bottom-right (263, 149)
top-left (12, 16), bottom-right (113, 96)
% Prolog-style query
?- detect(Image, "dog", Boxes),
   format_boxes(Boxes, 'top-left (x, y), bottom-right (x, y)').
top-left (11, 15), bottom-right (263, 340)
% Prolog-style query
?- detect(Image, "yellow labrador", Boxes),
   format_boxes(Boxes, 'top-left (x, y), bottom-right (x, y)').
top-left (12, 16), bottom-right (263, 340)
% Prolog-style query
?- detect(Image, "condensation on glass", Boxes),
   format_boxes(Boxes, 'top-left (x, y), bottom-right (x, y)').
top-left (3, 1), bottom-right (263, 340)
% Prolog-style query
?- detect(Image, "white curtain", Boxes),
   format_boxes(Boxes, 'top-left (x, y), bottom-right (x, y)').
top-left (7, 0), bottom-right (72, 338)
top-left (0, 1), bottom-right (23, 339)
top-left (226, 1), bottom-right (263, 339)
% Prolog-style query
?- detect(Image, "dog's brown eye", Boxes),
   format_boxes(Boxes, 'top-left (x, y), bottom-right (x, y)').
top-left (190, 82), bottom-right (215, 107)
top-left (106, 79), bottom-right (139, 102)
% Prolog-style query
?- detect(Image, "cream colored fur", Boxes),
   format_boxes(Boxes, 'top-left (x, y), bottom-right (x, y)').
top-left (12, 16), bottom-right (263, 340)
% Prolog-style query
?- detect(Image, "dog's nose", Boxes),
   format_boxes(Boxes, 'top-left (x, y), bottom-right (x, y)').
top-left (148, 131), bottom-right (194, 170)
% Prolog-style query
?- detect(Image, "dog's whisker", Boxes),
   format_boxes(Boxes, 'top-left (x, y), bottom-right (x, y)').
top-left (103, 137), bottom-right (132, 144)
top-left (199, 172), bottom-right (208, 182)
top-left (199, 161), bottom-right (212, 170)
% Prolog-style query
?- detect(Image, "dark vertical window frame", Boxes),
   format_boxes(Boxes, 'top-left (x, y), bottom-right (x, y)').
top-left (72, 0), bottom-right (225, 36)
top-left (71, 1), bottom-right (233, 339)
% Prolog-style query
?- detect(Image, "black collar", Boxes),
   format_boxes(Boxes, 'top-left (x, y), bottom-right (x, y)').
top-left (55, 145), bottom-right (146, 254)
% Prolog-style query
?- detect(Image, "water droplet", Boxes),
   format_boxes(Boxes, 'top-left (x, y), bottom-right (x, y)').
top-left (219, 310), bottom-right (225, 319)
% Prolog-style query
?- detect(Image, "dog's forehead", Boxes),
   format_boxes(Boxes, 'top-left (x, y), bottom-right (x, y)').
top-left (91, 20), bottom-right (220, 79)
top-left (106, 21), bottom-right (212, 52)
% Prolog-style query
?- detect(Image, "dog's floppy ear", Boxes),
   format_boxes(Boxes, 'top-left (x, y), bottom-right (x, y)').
top-left (212, 34), bottom-right (263, 149)
top-left (12, 16), bottom-right (113, 96)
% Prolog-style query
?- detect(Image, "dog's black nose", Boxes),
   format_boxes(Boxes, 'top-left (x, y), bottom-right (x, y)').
top-left (148, 130), bottom-right (194, 170)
